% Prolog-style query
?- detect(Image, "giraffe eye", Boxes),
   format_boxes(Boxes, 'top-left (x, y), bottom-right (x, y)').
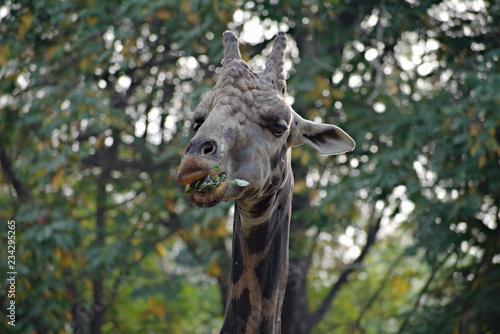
top-left (270, 120), bottom-right (288, 137)
top-left (193, 118), bottom-right (204, 131)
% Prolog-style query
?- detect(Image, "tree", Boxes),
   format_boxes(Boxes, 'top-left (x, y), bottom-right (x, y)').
top-left (1, 0), bottom-right (233, 332)
top-left (257, 0), bottom-right (500, 332)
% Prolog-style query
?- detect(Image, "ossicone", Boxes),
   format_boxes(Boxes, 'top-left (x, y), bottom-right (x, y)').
top-left (222, 31), bottom-right (242, 67)
top-left (264, 32), bottom-right (287, 81)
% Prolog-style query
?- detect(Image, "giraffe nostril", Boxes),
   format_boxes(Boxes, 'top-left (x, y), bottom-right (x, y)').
top-left (185, 137), bottom-right (218, 157)
top-left (199, 140), bottom-right (217, 157)
top-left (202, 143), bottom-right (216, 156)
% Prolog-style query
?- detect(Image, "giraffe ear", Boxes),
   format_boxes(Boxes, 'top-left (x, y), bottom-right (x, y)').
top-left (290, 111), bottom-right (355, 155)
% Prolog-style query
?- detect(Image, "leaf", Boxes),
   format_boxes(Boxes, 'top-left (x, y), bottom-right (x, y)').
top-left (17, 10), bottom-right (34, 38)
top-left (148, 297), bottom-right (166, 321)
top-left (478, 154), bottom-right (487, 168)
top-left (233, 179), bottom-right (249, 187)
top-left (155, 243), bottom-right (167, 257)
top-left (207, 261), bottom-right (221, 277)
top-left (154, 9), bottom-right (172, 20)
top-left (51, 168), bottom-right (65, 190)
top-left (0, 46), bottom-right (9, 65)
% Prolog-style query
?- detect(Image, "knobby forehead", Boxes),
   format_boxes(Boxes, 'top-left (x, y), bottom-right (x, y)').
top-left (193, 60), bottom-right (292, 127)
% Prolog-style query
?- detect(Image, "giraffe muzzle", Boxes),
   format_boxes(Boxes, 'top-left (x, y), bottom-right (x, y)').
top-left (176, 155), bottom-right (215, 185)
top-left (177, 155), bottom-right (228, 208)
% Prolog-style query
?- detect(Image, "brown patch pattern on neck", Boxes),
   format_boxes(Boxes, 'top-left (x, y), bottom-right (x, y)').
top-left (222, 179), bottom-right (293, 334)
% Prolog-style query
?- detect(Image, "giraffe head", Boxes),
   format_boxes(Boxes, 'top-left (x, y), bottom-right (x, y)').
top-left (177, 31), bottom-right (355, 209)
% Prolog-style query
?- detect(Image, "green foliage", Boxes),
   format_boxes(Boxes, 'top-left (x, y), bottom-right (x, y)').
top-left (1, 0), bottom-right (499, 333)
top-left (1, 0), bottom-right (232, 332)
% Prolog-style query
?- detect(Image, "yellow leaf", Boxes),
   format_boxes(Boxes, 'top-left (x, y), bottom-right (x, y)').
top-left (79, 55), bottom-right (92, 71)
top-left (470, 142), bottom-right (480, 156)
top-left (0, 46), bottom-right (9, 65)
top-left (332, 88), bottom-right (345, 100)
top-left (134, 250), bottom-right (142, 260)
top-left (311, 18), bottom-right (325, 30)
top-left (299, 149), bottom-right (312, 166)
top-left (488, 127), bottom-right (496, 137)
top-left (177, 0), bottom-right (199, 24)
top-left (201, 227), bottom-right (212, 238)
top-left (44, 45), bottom-right (59, 61)
top-left (61, 251), bottom-right (74, 268)
top-left (52, 168), bottom-right (65, 190)
top-left (215, 221), bottom-right (229, 237)
top-left (216, 9), bottom-right (231, 24)
top-left (18, 11), bottom-right (34, 38)
top-left (20, 277), bottom-right (31, 291)
top-left (95, 136), bottom-right (104, 148)
top-left (207, 261), bottom-right (221, 277)
top-left (469, 122), bottom-right (481, 137)
top-left (148, 297), bottom-right (166, 321)
top-left (419, 14), bottom-right (433, 29)
top-left (187, 12), bottom-right (199, 24)
top-left (178, 228), bottom-right (192, 242)
top-left (165, 198), bottom-right (176, 212)
top-left (392, 277), bottom-right (409, 295)
top-left (35, 141), bottom-right (45, 152)
top-left (54, 247), bottom-right (62, 260)
top-left (306, 75), bottom-right (329, 100)
top-left (155, 243), bottom-right (167, 257)
top-left (87, 15), bottom-right (99, 26)
top-left (478, 154), bottom-right (487, 168)
top-left (155, 9), bottom-right (172, 20)
top-left (180, 0), bottom-right (191, 13)
top-left (294, 179), bottom-right (307, 193)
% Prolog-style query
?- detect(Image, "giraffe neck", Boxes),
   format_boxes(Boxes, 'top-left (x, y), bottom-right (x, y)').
top-left (221, 173), bottom-right (293, 334)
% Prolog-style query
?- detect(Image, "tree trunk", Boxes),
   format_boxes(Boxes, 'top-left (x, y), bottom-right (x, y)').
top-left (90, 278), bottom-right (105, 334)
top-left (281, 257), bottom-right (313, 334)
top-left (89, 173), bottom-right (108, 334)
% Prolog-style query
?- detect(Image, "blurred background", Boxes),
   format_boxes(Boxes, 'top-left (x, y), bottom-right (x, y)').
top-left (1, 0), bottom-right (499, 333)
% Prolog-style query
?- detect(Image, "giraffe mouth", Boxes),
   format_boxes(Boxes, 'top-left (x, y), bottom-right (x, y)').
top-left (186, 172), bottom-right (226, 194)
top-left (186, 173), bottom-right (228, 208)
top-left (177, 156), bottom-right (230, 208)
top-left (178, 169), bottom-right (228, 208)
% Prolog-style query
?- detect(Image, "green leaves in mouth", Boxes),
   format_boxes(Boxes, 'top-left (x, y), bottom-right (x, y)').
top-left (185, 173), bottom-right (249, 194)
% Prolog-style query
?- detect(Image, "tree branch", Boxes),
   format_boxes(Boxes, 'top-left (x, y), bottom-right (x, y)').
top-left (367, 0), bottom-right (386, 106)
top-left (396, 252), bottom-right (451, 334)
top-left (0, 139), bottom-right (29, 202)
top-left (90, 171), bottom-right (108, 334)
top-left (81, 150), bottom-right (174, 172)
top-left (307, 215), bottom-right (382, 330)
top-left (353, 250), bottom-right (406, 331)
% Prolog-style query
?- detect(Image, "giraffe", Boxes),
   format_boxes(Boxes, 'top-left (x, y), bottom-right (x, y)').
top-left (176, 31), bottom-right (355, 333)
